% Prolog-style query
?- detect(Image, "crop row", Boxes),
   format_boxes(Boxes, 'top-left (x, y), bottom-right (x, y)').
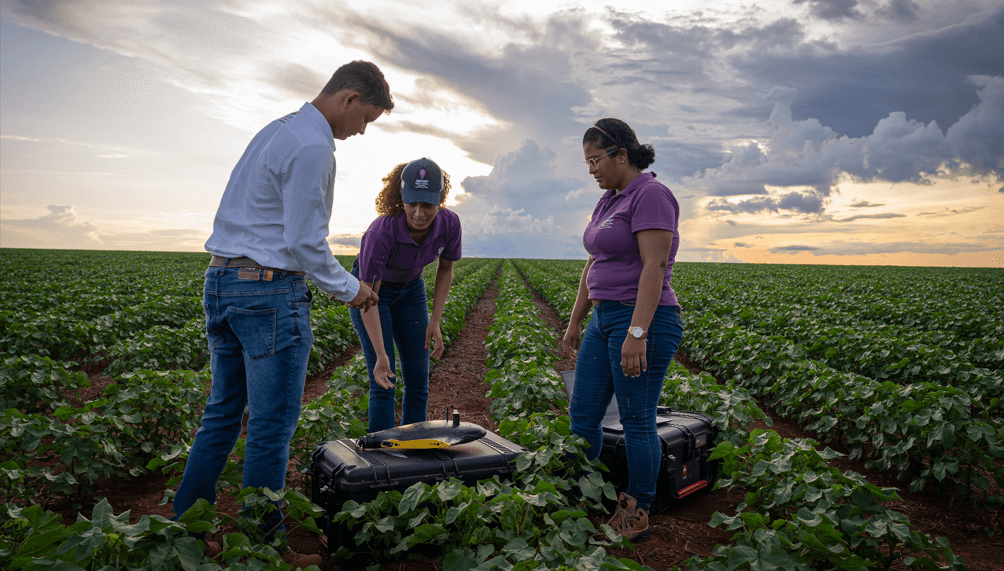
top-left (683, 310), bottom-right (1004, 506)
top-left (1, 359), bottom-right (208, 508)
top-left (694, 301), bottom-right (1003, 401)
top-left (675, 262), bottom-right (1003, 346)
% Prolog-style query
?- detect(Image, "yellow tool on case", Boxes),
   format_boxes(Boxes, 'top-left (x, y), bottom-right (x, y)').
top-left (355, 410), bottom-right (486, 449)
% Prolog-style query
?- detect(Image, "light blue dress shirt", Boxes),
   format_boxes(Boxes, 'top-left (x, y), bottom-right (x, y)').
top-left (205, 102), bottom-right (360, 302)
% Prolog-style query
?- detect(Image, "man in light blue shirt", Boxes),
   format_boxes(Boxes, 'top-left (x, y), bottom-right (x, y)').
top-left (174, 61), bottom-right (392, 566)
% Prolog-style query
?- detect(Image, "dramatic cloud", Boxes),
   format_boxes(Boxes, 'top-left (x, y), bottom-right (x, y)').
top-left (1, 1), bottom-right (1000, 264)
top-left (736, 6), bottom-right (1004, 138)
top-left (706, 191), bottom-right (827, 215)
top-left (793, 0), bottom-right (863, 21)
top-left (686, 77), bottom-right (1004, 213)
top-left (452, 140), bottom-right (590, 257)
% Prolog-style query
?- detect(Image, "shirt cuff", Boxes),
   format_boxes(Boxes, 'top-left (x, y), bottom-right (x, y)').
top-left (326, 273), bottom-right (360, 303)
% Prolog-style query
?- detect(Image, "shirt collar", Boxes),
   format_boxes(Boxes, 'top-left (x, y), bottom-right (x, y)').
top-left (619, 172), bottom-right (655, 198)
top-left (300, 102), bottom-right (336, 153)
top-left (599, 172), bottom-right (656, 202)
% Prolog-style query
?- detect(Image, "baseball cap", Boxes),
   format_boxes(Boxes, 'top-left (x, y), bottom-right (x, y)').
top-left (400, 158), bottom-right (444, 205)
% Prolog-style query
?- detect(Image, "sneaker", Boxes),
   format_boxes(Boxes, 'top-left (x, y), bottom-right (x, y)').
top-left (281, 547), bottom-right (323, 569)
top-left (605, 492), bottom-right (651, 543)
top-left (203, 540), bottom-right (222, 558)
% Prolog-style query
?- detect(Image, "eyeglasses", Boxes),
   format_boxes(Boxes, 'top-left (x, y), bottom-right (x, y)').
top-left (584, 148), bottom-right (618, 168)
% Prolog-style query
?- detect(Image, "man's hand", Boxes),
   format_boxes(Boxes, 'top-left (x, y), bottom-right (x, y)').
top-left (346, 282), bottom-right (379, 312)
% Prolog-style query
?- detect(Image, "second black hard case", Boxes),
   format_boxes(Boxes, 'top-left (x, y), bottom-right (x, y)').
top-left (561, 370), bottom-right (719, 514)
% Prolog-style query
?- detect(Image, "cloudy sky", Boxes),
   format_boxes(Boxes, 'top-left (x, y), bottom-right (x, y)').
top-left (1, 0), bottom-right (1002, 266)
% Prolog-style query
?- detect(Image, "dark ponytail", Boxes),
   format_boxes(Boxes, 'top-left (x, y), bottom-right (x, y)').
top-left (582, 118), bottom-right (655, 170)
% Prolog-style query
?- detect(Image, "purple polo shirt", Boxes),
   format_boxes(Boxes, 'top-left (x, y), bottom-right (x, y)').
top-left (583, 172), bottom-right (680, 306)
top-left (357, 208), bottom-right (462, 284)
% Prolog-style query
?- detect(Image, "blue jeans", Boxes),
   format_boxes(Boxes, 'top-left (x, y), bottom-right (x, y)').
top-left (569, 302), bottom-right (684, 511)
top-left (173, 261), bottom-right (313, 532)
top-left (349, 263), bottom-right (430, 432)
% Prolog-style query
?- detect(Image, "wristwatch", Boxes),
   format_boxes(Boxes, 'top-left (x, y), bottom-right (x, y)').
top-left (628, 326), bottom-right (647, 339)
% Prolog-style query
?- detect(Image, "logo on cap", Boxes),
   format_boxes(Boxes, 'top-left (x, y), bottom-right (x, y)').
top-left (419, 168), bottom-right (427, 179)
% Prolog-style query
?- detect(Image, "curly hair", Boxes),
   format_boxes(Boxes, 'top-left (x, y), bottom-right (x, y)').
top-left (375, 163), bottom-right (452, 217)
top-left (582, 118), bottom-right (656, 170)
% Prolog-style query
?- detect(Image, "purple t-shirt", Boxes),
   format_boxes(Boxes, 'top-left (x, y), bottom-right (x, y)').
top-left (357, 208), bottom-right (462, 283)
top-left (583, 172), bottom-right (680, 306)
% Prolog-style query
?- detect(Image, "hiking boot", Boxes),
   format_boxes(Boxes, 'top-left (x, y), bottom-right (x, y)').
top-left (203, 540), bottom-right (222, 558)
top-left (281, 547), bottom-right (323, 569)
top-left (605, 492), bottom-right (651, 543)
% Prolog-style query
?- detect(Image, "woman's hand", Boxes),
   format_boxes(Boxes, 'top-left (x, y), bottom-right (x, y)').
top-left (373, 354), bottom-right (396, 389)
top-left (426, 321), bottom-right (444, 359)
top-left (621, 336), bottom-right (648, 378)
top-left (561, 323), bottom-right (582, 357)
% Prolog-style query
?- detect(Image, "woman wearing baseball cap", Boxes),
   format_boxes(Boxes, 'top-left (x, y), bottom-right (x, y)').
top-left (350, 157), bottom-right (463, 432)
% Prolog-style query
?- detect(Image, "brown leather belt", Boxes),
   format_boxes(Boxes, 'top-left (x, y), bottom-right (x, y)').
top-left (208, 256), bottom-right (304, 276)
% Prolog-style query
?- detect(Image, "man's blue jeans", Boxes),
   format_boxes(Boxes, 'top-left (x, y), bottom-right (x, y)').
top-left (173, 262), bottom-right (313, 532)
top-left (568, 301), bottom-right (684, 511)
top-left (349, 264), bottom-right (430, 432)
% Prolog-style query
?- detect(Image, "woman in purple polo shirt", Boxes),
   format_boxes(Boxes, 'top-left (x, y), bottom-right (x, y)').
top-left (561, 118), bottom-right (684, 543)
top-left (350, 157), bottom-right (462, 432)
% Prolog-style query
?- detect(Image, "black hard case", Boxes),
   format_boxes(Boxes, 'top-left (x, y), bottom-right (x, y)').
top-left (561, 371), bottom-right (719, 514)
top-left (600, 410), bottom-right (719, 514)
top-left (310, 431), bottom-right (525, 549)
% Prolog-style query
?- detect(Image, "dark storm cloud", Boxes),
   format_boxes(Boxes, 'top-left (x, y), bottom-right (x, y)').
top-left (649, 139), bottom-right (728, 182)
top-left (736, 6), bottom-right (1004, 138)
top-left (706, 190), bottom-right (826, 214)
top-left (686, 77), bottom-right (1004, 199)
top-left (338, 9), bottom-right (594, 155)
top-left (877, 0), bottom-right (922, 22)
top-left (792, 0), bottom-right (863, 21)
top-left (451, 140), bottom-right (592, 257)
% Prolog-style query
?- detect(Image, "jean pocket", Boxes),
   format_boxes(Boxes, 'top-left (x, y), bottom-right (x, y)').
top-left (227, 307), bottom-right (277, 359)
top-left (203, 303), bottom-right (224, 349)
top-left (291, 278), bottom-right (312, 306)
